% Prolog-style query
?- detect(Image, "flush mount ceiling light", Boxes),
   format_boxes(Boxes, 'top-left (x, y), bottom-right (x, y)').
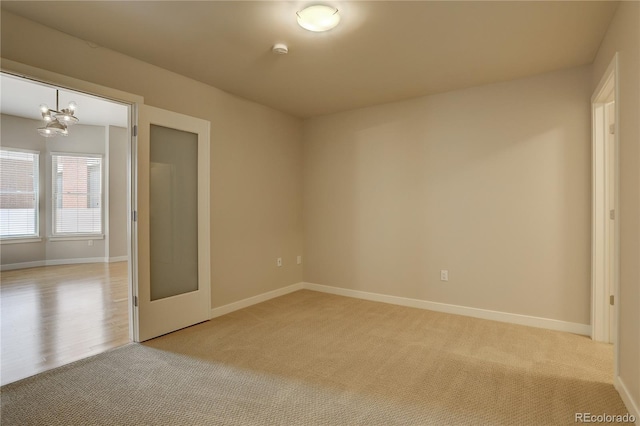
top-left (296, 5), bottom-right (340, 32)
top-left (37, 90), bottom-right (78, 138)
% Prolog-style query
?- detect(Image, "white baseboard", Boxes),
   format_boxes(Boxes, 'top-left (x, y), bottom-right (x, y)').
top-left (1, 257), bottom-right (111, 271)
top-left (109, 256), bottom-right (128, 263)
top-left (210, 282), bottom-right (304, 319)
top-left (206, 281), bottom-right (591, 336)
top-left (0, 260), bottom-right (46, 271)
top-left (302, 282), bottom-right (592, 336)
top-left (45, 257), bottom-right (107, 266)
top-left (615, 376), bottom-right (640, 425)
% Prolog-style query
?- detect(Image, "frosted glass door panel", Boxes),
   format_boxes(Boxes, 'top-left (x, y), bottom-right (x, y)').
top-left (149, 124), bottom-right (198, 301)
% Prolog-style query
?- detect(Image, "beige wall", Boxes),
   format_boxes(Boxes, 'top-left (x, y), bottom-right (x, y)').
top-left (1, 11), bottom-right (304, 307)
top-left (108, 126), bottom-right (128, 259)
top-left (592, 0), bottom-right (640, 412)
top-left (303, 65), bottom-right (593, 325)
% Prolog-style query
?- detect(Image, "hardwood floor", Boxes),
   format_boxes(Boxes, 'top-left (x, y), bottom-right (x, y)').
top-left (0, 262), bottom-right (130, 385)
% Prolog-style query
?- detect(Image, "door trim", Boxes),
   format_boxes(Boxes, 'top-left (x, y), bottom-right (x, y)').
top-left (591, 53), bottom-right (619, 357)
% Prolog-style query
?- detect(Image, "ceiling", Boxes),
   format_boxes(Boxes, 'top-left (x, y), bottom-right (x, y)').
top-left (1, 1), bottom-right (619, 118)
top-left (1, 74), bottom-right (128, 128)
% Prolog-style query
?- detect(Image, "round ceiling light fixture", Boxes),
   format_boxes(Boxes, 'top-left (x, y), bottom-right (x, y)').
top-left (296, 5), bottom-right (340, 32)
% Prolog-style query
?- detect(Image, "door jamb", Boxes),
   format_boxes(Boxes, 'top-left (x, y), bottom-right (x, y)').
top-left (591, 53), bottom-right (620, 367)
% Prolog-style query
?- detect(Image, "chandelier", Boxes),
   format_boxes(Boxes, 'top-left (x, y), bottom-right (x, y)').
top-left (37, 90), bottom-right (79, 137)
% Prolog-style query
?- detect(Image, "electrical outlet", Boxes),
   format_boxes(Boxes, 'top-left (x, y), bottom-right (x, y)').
top-left (440, 270), bottom-right (449, 281)
top-left (88, 240), bottom-right (93, 247)
top-left (297, 255), bottom-right (302, 265)
top-left (277, 258), bottom-right (282, 267)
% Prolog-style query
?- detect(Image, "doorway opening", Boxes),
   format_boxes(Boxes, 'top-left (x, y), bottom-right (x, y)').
top-left (0, 71), bottom-right (134, 384)
top-left (591, 53), bottom-right (619, 352)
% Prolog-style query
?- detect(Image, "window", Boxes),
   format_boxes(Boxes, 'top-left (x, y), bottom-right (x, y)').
top-left (52, 153), bottom-right (103, 235)
top-left (0, 149), bottom-right (39, 239)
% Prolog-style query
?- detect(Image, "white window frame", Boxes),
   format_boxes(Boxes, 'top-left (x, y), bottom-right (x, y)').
top-left (0, 147), bottom-right (40, 241)
top-left (51, 152), bottom-right (104, 238)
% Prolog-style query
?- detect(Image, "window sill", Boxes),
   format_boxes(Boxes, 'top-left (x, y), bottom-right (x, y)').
top-left (49, 235), bottom-right (105, 242)
top-left (0, 237), bottom-right (43, 245)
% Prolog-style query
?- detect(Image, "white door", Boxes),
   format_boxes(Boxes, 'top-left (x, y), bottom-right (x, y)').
top-left (135, 105), bottom-right (210, 342)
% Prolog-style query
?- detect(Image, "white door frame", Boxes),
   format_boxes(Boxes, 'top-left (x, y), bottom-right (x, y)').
top-left (1, 58), bottom-right (144, 342)
top-left (591, 53), bottom-right (619, 357)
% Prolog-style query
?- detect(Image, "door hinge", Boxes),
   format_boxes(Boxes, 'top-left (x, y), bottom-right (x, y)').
top-left (610, 209), bottom-right (616, 220)
top-left (132, 211), bottom-right (137, 222)
top-left (134, 295), bottom-right (138, 307)
top-left (609, 124), bottom-right (615, 135)
top-left (610, 295), bottom-right (614, 306)
top-left (132, 125), bottom-right (138, 137)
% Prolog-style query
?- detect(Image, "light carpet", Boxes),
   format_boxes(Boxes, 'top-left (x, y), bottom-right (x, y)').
top-left (0, 290), bottom-right (629, 425)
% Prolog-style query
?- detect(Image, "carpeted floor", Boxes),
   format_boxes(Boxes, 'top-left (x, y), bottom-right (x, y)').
top-left (0, 290), bottom-right (629, 425)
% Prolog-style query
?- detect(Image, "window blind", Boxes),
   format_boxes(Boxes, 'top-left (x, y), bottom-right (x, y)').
top-left (0, 149), bottom-right (39, 238)
top-left (52, 154), bottom-right (103, 235)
